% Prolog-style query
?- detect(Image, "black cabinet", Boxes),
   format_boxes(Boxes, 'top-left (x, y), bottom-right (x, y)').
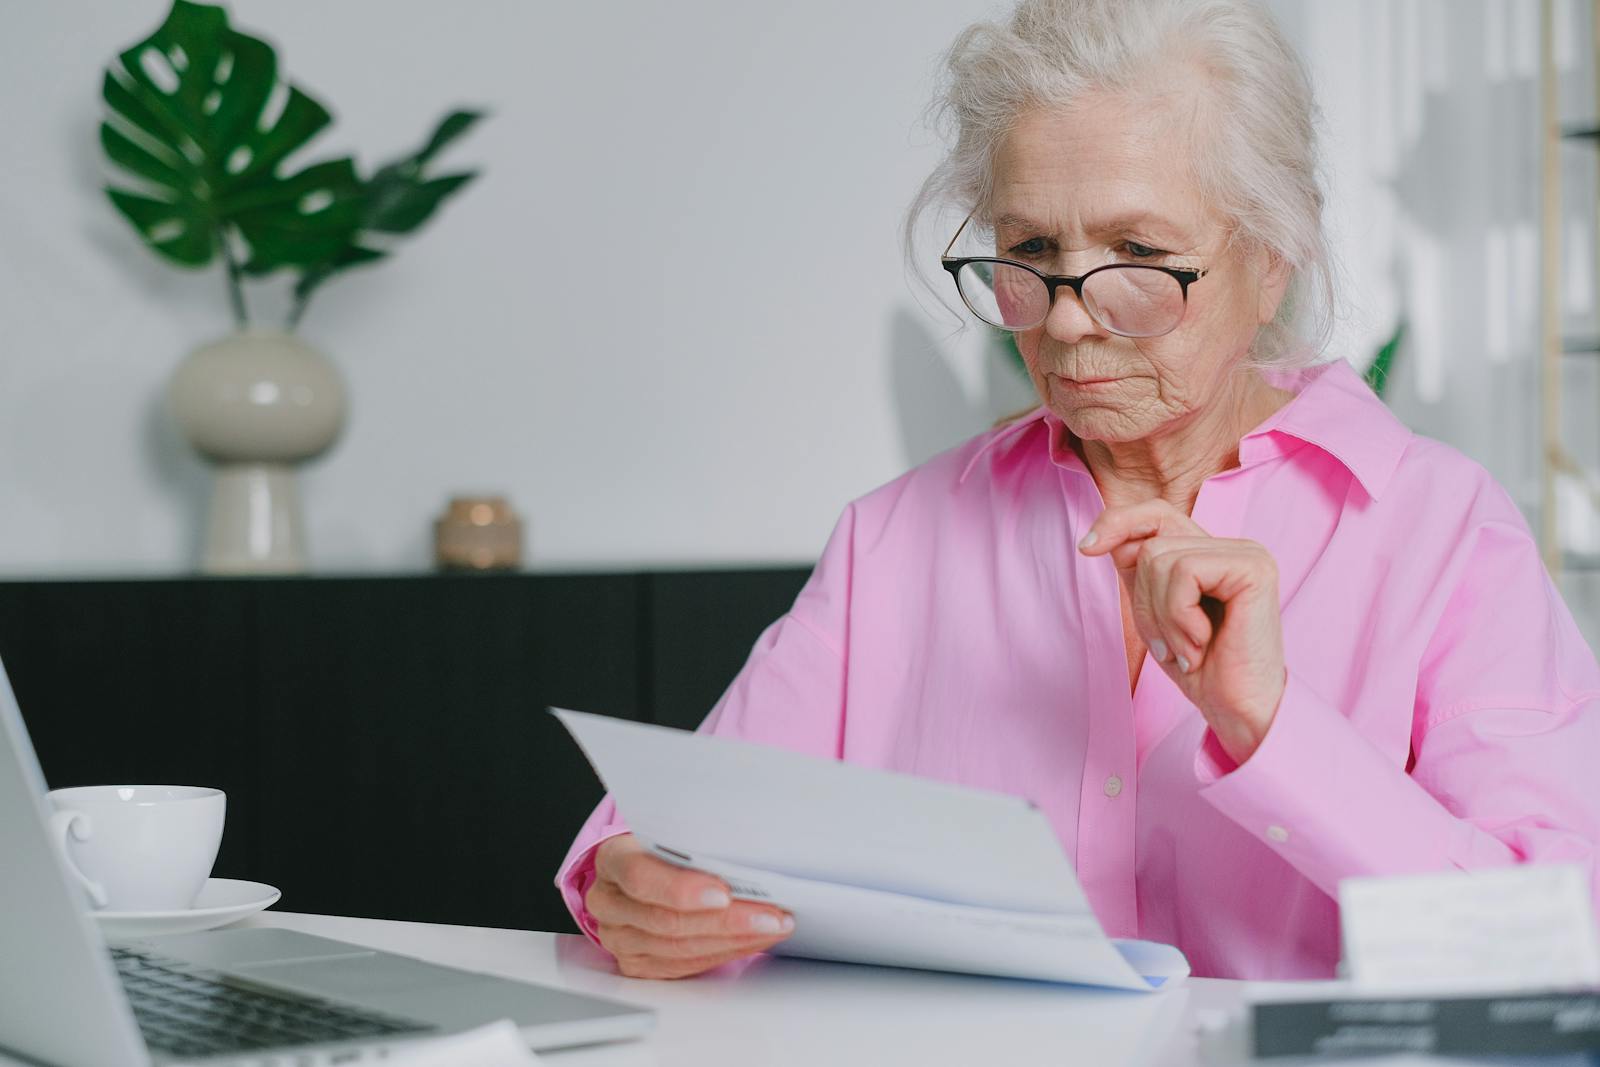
top-left (0, 568), bottom-right (809, 934)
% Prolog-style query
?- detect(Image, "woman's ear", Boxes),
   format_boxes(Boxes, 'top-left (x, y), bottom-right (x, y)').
top-left (1256, 248), bottom-right (1292, 326)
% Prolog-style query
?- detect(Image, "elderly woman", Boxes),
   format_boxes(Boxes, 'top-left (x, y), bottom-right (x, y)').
top-left (556, 0), bottom-right (1600, 980)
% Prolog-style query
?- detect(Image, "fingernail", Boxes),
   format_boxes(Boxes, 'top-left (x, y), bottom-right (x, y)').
top-left (1150, 638), bottom-right (1169, 662)
top-left (701, 888), bottom-right (732, 908)
top-left (749, 913), bottom-right (783, 934)
top-left (779, 915), bottom-right (795, 933)
top-left (1078, 530), bottom-right (1098, 549)
top-left (1177, 655), bottom-right (1191, 673)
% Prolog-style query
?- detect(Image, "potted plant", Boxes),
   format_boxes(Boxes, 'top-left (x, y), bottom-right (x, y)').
top-left (101, 0), bottom-right (484, 573)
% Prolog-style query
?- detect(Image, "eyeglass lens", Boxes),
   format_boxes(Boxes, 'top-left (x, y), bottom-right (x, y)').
top-left (957, 262), bottom-right (1187, 337)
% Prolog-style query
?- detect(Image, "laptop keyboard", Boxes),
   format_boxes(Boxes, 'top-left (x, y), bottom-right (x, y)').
top-left (112, 945), bottom-right (435, 1059)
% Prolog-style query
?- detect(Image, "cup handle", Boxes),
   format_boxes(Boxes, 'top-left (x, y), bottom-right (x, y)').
top-left (49, 810), bottom-right (109, 909)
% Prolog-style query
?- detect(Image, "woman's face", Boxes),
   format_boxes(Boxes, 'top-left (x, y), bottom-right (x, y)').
top-left (987, 96), bottom-right (1289, 445)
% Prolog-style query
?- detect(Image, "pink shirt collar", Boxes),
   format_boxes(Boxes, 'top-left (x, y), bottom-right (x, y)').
top-left (958, 358), bottom-right (1412, 501)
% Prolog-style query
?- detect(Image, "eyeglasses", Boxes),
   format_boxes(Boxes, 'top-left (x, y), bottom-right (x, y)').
top-left (940, 213), bottom-right (1208, 338)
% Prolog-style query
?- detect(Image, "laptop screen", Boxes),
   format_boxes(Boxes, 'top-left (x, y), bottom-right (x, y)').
top-left (0, 656), bottom-right (152, 1066)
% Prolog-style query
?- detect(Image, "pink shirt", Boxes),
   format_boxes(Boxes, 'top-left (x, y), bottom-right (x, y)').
top-left (555, 358), bottom-right (1600, 979)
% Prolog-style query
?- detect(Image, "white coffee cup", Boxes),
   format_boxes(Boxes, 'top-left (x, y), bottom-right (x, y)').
top-left (46, 785), bottom-right (226, 912)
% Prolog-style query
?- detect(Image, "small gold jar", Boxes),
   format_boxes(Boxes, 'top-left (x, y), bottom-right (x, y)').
top-left (434, 496), bottom-right (524, 571)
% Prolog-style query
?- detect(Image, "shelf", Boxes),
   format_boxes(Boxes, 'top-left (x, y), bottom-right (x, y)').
top-left (0, 562), bottom-right (814, 584)
top-left (1543, 0), bottom-right (1600, 588)
top-left (0, 567), bottom-right (811, 933)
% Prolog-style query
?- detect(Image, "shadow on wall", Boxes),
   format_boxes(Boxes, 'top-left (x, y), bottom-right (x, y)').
top-left (141, 383), bottom-right (209, 567)
top-left (888, 306), bottom-right (1039, 470)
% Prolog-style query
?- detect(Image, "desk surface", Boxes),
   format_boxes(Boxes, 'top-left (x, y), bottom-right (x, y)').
top-left (238, 911), bottom-right (1244, 1066)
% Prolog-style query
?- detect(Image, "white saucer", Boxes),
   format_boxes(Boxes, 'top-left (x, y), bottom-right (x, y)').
top-left (94, 878), bottom-right (282, 940)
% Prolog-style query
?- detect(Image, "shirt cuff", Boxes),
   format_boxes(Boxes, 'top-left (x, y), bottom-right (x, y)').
top-left (1194, 671), bottom-right (1473, 898)
top-left (554, 825), bottom-right (634, 949)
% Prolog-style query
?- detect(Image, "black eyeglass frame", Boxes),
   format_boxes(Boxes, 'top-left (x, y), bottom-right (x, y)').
top-left (939, 212), bottom-right (1209, 336)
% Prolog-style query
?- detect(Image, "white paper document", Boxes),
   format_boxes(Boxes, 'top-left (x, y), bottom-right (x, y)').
top-left (1338, 865), bottom-right (1600, 993)
top-left (384, 1020), bottom-right (543, 1066)
top-left (552, 708), bottom-right (1188, 991)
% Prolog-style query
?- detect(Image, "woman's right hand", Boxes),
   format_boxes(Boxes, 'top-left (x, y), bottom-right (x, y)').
top-left (585, 833), bottom-right (796, 979)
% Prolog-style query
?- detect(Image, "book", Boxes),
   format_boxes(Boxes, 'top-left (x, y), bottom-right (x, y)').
top-left (1249, 987), bottom-right (1600, 1058)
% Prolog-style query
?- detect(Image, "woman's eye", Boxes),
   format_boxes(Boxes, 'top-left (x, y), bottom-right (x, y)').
top-left (1007, 237), bottom-right (1049, 258)
top-left (1123, 241), bottom-right (1168, 259)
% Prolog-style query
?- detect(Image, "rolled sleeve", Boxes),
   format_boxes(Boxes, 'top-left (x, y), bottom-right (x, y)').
top-left (1197, 672), bottom-right (1600, 913)
top-left (1195, 672), bottom-right (1486, 898)
top-left (1193, 503), bottom-right (1600, 915)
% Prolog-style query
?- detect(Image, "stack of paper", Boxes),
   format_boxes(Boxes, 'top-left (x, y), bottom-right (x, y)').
top-left (1212, 866), bottom-right (1600, 1061)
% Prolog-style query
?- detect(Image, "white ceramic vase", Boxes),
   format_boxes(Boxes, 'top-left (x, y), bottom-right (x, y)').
top-left (168, 328), bottom-right (347, 574)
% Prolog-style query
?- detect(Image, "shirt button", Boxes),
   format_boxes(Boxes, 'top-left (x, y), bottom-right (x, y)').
top-left (1266, 825), bottom-right (1290, 843)
top-left (1103, 775), bottom-right (1123, 798)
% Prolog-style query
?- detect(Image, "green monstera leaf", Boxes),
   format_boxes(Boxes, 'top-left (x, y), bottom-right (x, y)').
top-left (101, 0), bottom-right (484, 329)
top-left (365, 109), bottom-right (482, 237)
top-left (1365, 320), bottom-right (1404, 399)
top-left (100, 0), bottom-right (362, 282)
top-left (289, 109), bottom-right (484, 326)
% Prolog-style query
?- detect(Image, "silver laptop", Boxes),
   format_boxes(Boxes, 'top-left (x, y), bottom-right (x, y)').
top-left (0, 655), bottom-right (653, 1066)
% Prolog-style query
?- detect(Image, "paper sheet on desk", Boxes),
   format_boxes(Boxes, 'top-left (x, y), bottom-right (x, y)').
top-left (553, 708), bottom-right (1188, 991)
top-left (383, 1020), bottom-right (543, 1066)
top-left (1339, 865), bottom-right (1600, 993)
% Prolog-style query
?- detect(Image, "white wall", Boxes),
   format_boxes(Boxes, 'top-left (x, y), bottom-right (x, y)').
top-left (0, 0), bottom-right (1034, 575)
top-left (1270, 0), bottom-right (1547, 527)
top-left (0, 0), bottom-right (1565, 587)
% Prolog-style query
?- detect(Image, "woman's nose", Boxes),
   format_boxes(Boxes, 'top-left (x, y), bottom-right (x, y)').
top-left (1042, 286), bottom-right (1107, 345)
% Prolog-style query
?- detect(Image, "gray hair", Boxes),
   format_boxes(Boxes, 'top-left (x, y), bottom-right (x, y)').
top-left (904, 0), bottom-right (1334, 366)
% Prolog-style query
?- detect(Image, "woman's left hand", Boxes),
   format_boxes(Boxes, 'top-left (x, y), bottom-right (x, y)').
top-left (1079, 499), bottom-right (1286, 765)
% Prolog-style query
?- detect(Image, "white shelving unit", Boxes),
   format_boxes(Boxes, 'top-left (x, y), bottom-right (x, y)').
top-left (1541, 0), bottom-right (1600, 651)
top-left (1543, 3), bottom-right (1597, 565)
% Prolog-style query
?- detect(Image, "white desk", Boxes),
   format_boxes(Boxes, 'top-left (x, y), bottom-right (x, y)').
top-left (236, 911), bottom-right (1245, 1066)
